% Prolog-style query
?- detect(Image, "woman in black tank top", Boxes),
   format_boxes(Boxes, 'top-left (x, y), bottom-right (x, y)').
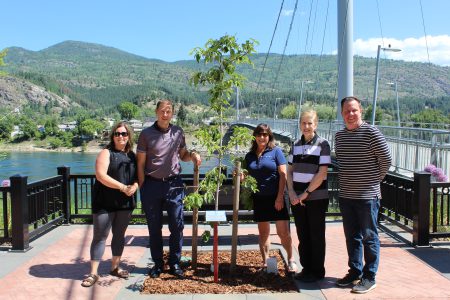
top-left (81, 121), bottom-right (138, 287)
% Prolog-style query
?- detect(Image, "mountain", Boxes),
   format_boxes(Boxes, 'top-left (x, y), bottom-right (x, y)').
top-left (0, 75), bottom-right (79, 112)
top-left (2, 40), bottom-right (450, 116)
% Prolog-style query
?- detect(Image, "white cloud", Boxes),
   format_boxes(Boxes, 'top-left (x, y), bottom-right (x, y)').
top-left (281, 9), bottom-right (294, 17)
top-left (352, 35), bottom-right (450, 66)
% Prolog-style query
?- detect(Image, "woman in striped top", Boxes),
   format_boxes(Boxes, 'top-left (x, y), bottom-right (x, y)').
top-left (287, 110), bottom-right (331, 283)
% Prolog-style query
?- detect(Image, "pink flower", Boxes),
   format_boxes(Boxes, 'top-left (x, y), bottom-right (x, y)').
top-left (436, 174), bottom-right (448, 182)
top-left (431, 168), bottom-right (444, 177)
top-left (424, 164), bottom-right (437, 173)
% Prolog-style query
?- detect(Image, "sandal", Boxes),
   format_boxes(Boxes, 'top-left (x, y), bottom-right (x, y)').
top-left (109, 267), bottom-right (129, 279)
top-left (288, 261), bottom-right (298, 273)
top-left (81, 274), bottom-right (99, 287)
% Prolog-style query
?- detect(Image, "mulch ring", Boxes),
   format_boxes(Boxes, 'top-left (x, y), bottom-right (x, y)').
top-left (141, 249), bottom-right (298, 294)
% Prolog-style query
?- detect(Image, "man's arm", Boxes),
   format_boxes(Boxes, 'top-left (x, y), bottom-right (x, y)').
top-left (372, 130), bottom-right (392, 180)
top-left (179, 148), bottom-right (202, 166)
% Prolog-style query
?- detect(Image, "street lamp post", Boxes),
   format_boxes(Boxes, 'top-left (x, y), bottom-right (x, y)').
top-left (273, 97), bottom-right (281, 128)
top-left (387, 81), bottom-right (400, 127)
top-left (296, 80), bottom-right (313, 139)
top-left (388, 81), bottom-right (401, 172)
top-left (371, 45), bottom-right (402, 125)
top-left (258, 104), bottom-right (264, 120)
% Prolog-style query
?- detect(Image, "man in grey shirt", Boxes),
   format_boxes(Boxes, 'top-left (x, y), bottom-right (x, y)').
top-left (137, 99), bottom-right (201, 278)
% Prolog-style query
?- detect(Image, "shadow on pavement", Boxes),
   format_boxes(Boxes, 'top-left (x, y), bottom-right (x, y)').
top-left (406, 247), bottom-right (450, 275)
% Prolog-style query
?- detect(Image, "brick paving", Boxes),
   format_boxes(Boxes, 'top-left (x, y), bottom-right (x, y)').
top-left (0, 222), bottom-right (449, 299)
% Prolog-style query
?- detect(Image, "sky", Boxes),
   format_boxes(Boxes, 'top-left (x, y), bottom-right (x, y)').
top-left (2, 0), bottom-right (450, 66)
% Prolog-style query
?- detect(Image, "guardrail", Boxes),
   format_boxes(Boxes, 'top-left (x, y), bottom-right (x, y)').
top-left (238, 118), bottom-right (450, 175)
top-left (2, 166), bottom-right (450, 251)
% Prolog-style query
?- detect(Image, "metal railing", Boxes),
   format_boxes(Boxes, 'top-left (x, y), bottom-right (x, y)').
top-left (0, 186), bottom-right (11, 244)
top-left (239, 118), bottom-right (450, 176)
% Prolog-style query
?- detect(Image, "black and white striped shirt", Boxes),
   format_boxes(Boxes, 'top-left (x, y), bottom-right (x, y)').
top-left (288, 134), bottom-right (331, 200)
top-left (335, 122), bottom-right (391, 200)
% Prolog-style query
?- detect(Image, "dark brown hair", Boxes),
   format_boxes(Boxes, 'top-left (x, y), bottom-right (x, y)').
top-left (106, 121), bottom-right (134, 153)
top-left (250, 123), bottom-right (275, 153)
top-left (156, 99), bottom-right (174, 111)
top-left (340, 96), bottom-right (361, 110)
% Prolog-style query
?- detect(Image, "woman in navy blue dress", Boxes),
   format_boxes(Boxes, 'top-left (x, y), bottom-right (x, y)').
top-left (244, 123), bottom-right (297, 272)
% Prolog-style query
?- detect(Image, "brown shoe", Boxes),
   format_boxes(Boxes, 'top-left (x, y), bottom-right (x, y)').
top-left (81, 274), bottom-right (99, 287)
top-left (109, 267), bottom-right (129, 279)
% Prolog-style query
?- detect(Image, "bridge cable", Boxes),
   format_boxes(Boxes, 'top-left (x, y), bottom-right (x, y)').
top-left (271, 0), bottom-right (299, 93)
top-left (313, 0), bottom-right (331, 109)
top-left (418, 0), bottom-right (434, 107)
top-left (255, 0), bottom-right (285, 93)
top-left (375, 0), bottom-right (386, 48)
top-left (298, 0), bottom-right (315, 109)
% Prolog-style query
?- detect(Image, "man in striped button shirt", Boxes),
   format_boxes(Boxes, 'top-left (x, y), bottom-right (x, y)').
top-left (335, 96), bottom-right (391, 294)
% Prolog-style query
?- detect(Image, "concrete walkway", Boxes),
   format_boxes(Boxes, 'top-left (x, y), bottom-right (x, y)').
top-left (1, 222), bottom-right (450, 299)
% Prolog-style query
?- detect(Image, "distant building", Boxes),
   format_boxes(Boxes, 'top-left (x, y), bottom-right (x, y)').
top-left (57, 123), bottom-right (76, 132)
top-left (11, 125), bottom-right (23, 138)
top-left (128, 119), bottom-right (144, 133)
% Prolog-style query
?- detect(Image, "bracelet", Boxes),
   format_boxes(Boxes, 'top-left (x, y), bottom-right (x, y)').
top-left (304, 189), bottom-right (311, 195)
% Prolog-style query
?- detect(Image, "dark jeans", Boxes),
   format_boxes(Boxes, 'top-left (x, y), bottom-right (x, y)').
top-left (141, 176), bottom-right (185, 267)
top-left (339, 197), bottom-right (380, 280)
top-left (291, 198), bottom-right (328, 278)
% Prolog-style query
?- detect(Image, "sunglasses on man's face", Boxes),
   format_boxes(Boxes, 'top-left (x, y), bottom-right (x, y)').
top-left (114, 131), bottom-right (129, 137)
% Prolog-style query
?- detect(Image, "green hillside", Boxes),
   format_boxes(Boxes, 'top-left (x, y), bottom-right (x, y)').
top-left (3, 40), bottom-right (450, 118)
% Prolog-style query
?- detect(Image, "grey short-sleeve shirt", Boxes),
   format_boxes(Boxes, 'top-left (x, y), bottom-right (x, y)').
top-left (136, 123), bottom-right (186, 178)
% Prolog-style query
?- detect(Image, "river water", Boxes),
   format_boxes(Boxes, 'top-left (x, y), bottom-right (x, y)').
top-left (0, 152), bottom-right (231, 182)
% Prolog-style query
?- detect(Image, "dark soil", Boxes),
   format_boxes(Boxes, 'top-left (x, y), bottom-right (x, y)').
top-left (141, 249), bottom-right (298, 294)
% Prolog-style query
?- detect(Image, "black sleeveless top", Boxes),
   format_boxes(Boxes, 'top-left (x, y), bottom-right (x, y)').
top-left (92, 149), bottom-right (137, 213)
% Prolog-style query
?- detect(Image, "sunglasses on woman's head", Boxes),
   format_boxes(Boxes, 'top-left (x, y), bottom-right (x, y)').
top-left (114, 131), bottom-right (129, 137)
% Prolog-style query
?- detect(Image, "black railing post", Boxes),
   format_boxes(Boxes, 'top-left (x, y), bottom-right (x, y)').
top-left (10, 174), bottom-right (31, 251)
top-left (413, 171), bottom-right (430, 246)
top-left (57, 166), bottom-right (71, 224)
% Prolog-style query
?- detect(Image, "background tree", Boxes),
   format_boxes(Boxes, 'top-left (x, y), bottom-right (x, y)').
top-left (17, 117), bottom-right (38, 140)
top-left (78, 119), bottom-right (105, 138)
top-left (177, 103), bottom-right (187, 126)
top-left (363, 105), bottom-right (383, 123)
top-left (0, 48), bottom-right (7, 76)
top-left (43, 117), bottom-right (60, 137)
top-left (0, 116), bottom-right (13, 140)
top-left (280, 101), bottom-right (297, 119)
top-left (118, 101), bottom-right (139, 120)
top-left (411, 108), bottom-right (450, 127)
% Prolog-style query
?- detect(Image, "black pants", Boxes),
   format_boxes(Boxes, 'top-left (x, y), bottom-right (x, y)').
top-left (291, 198), bottom-right (328, 278)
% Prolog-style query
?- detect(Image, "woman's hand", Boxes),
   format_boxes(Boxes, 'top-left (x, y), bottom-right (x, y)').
top-left (274, 195), bottom-right (284, 211)
top-left (298, 192), bottom-right (309, 206)
top-left (123, 183), bottom-right (138, 196)
top-left (289, 191), bottom-right (300, 206)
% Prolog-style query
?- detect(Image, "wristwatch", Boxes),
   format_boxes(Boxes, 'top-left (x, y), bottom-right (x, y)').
top-left (305, 189), bottom-right (311, 195)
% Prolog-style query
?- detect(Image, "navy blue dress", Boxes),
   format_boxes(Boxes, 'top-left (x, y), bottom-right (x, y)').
top-left (245, 146), bottom-right (289, 222)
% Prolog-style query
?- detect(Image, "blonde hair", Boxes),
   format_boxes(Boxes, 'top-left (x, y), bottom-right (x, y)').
top-left (300, 110), bottom-right (318, 126)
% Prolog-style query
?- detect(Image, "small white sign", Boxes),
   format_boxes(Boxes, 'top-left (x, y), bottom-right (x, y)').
top-left (205, 210), bottom-right (227, 222)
